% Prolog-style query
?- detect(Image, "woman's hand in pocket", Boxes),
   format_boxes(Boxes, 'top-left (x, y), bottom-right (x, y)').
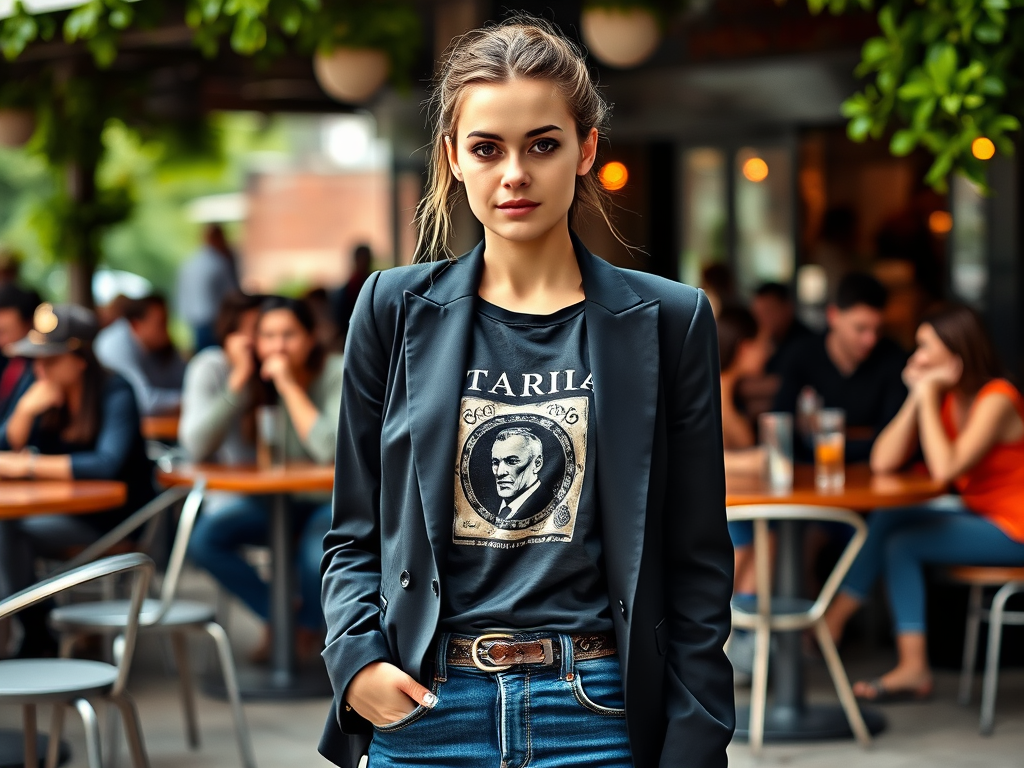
top-left (345, 661), bottom-right (437, 726)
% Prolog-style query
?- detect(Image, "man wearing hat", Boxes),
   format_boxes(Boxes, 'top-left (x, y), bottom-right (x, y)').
top-left (0, 304), bottom-right (154, 656)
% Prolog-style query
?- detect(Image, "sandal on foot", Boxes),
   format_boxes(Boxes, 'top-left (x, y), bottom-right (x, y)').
top-left (854, 678), bottom-right (932, 704)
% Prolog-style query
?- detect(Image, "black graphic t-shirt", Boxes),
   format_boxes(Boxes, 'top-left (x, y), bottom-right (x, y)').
top-left (441, 298), bottom-right (613, 634)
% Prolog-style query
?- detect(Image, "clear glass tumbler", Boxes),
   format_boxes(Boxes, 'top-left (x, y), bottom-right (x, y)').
top-left (256, 404), bottom-right (286, 469)
top-left (758, 412), bottom-right (794, 493)
top-left (814, 408), bottom-right (845, 493)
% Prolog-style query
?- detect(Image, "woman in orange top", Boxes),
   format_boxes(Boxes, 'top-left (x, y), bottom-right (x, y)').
top-left (824, 303), bottom-right (1024, 702)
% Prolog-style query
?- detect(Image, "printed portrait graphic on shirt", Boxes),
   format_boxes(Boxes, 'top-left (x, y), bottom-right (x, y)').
top-left (454, 395), bottom-right (589, 548)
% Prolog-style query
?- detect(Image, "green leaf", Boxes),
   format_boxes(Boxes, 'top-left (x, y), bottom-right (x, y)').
top-left (963, 94), bottom-right (985, 108)
top-left (979, 75), bottom-right (1006, 95)
top-left (925, 43), bottom-right (958, 93)
top-left (989, 114), bottom-right (1021, 132)
top-left (974, 21), bottom-right (1004, 42)
top-left (913, 96), bottom-right (937, 126)
top-left (891, 129), bottom-right (919, 155)
top-left (941, 93), bottom-right (962, 114)
top-left (847, 114), bottom-right (873, 141)
top-left (983, 0), bottom-right (1010, 11)
top-left (862, 37), bottom-right (890, 63)
top-left (898, 79), bottom-right (933, 99)
top-left (878, 5), bottom-right (897, 37)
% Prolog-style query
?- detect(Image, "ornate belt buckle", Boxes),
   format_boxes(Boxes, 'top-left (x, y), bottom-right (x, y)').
top-left (470, 633), bottom-right (516, 672)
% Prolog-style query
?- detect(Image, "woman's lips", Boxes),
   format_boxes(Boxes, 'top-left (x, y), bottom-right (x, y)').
top-left (497, 200), bottom-right (540, 217)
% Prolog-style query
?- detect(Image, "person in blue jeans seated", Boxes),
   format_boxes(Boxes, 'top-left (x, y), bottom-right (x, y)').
top-left (0, 304), bottom-right (154, 656)
top-left (186, 296), bottom-right (343, 664)
top-left (824, 304), bottom-right (1024, 702)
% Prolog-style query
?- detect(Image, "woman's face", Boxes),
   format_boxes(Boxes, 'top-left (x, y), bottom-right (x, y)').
top-left (445, 78), bottom-right (599, 245)
top-left (33, 352), bottom-right (86, 389)
top-left (255, 309), bottom-right (315, 372)
top-left (909, 323), bottom-right (958, 372)
top-left (734, 334), bottom-right (771, 378)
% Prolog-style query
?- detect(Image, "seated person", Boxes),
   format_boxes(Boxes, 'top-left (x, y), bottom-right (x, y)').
top-left (751, 281), bottom-right (813, 375)
top-left (0, 284), bottom-right (41, 421)
top-left (772, 272), bottom-right (907, 462)
top-left (824, 304), bottom-right (1024, 701)
top-left (95, 294), bottom-right (186, 416)
top-left (186, 296), bottom-right (343, 663)
top-left (0, 304), bottom-right (154, 655)
top-left (179, 292), bottom-right (265, 465)
top-left (718, 306), bottom-right (771, 599)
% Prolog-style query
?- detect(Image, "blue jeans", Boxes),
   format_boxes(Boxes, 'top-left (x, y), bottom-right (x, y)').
top-left (187, 495), bottom-right (332, 630)
top-left (840, 497), bottom-right (1024, 633)
top-left (368, 633), bottom-right (633, 768)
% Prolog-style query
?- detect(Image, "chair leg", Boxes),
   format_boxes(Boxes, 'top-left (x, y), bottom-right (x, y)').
top-left (748, 621), bottom-right (771, 756)
top-left (111, 693), bottom-right (152, 768)
top-left (170, 631), bottom-right (201, 749)
top-left (45, 703), bottom-right (65, 768)
top-left (73, 699), bottom-right (104, 768)
top-left (107, 635), bottom-right (128, 768)
top-left (205, 622), bottom-right (258, 768)
top-left (958, 585), bottom-right (983, 706)
top-left (814, 619), bottom-right (871, 747)
top-left (23, 704), bottom-right (37, 768)
top-left (980, 583), bottom-right (1016, 735)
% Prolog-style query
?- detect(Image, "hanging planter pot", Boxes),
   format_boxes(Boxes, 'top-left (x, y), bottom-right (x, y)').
top-left (314, 47), bottom-right (390, 104)
top-left (0, 109), bottom-right (36, 148)
top-left (581, 5), bottom-right (662, 69)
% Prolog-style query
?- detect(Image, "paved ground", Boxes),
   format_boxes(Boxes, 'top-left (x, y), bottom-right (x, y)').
top-left (3, 568), bottom-right (1023, 767)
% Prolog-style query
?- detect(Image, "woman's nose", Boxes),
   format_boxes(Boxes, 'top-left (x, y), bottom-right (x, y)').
top-left (501, 155), bottom-right (529, 189)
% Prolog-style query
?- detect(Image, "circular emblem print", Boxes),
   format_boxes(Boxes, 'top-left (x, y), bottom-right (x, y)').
top-left (459, 413), bottom-right (576, 531)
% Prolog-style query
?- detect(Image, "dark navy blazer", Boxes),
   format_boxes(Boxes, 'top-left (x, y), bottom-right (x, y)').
top-left (319, 236), bottom-right (735, 768)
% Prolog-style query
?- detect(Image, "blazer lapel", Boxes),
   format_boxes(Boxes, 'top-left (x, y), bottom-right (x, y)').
top-left (578, 239), bottom-right (661, 612)
top-left (403, 246), bottom-right (484, 573)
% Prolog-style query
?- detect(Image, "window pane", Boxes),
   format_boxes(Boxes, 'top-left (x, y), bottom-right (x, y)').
top-left (735, 146), bottom-right (794, 295)
top-left (950, 174), bottom-right (987, 307)
top-left (679, 148), bottom-right (727, 286)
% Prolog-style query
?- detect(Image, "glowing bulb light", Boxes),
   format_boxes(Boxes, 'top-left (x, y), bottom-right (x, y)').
top-left (929, 210), bottom-right (953, 235)
top-left (742, 157), bottom-right (769, 182)
top-left (599, 161), bottom-right (629, 191)
top-left (972, 137), bottom-right (996, 161)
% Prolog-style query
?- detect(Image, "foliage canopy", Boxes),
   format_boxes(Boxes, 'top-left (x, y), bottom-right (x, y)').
top-left (809, 0), bottom-right (1023, 190)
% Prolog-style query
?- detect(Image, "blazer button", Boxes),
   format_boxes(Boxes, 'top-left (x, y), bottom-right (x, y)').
top-left (618, 599), bottom-right (627, 618)
top-left (400, 571), bottom-right (412, 589)
top-left (431, 579), bottom-right (439, 597)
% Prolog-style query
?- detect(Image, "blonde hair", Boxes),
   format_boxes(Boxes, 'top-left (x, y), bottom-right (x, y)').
top-left (414, 16), bottom-right (620, 262)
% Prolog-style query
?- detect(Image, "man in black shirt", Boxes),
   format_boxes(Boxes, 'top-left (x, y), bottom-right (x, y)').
top-left (772, 273), bottom-right (907, 463)
top-left (752, 281), bottom-right (814, 375)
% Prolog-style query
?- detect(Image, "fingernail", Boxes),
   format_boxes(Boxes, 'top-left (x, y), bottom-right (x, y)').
top-left (423, 692), bottom-right (438, 708)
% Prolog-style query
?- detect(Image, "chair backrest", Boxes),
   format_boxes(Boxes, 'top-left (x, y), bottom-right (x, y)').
top-left (726, 504), bottom-right (868, 621)
top-left (58, 479), bottom-right (207, 624)
top-left (0, 553), bottom-right (154, 695)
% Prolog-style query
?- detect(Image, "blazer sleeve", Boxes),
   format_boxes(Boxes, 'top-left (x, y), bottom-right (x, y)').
top-left (661, 289), bottom-right (736, 767)
top-left (320, 271), bottom-right (393, 734)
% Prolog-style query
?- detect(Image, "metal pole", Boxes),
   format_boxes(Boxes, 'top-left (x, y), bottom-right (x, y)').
top-left (269, 493), bottom-right (294, 686)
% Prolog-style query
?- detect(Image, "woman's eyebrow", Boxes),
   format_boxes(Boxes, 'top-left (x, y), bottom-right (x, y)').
top-left (465, 125), bottom-right (564, 140)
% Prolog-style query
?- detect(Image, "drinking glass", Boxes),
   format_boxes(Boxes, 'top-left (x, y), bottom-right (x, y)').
top-left (256, 405), bottom-right (286, 469)
top-left (814, 408), bottom-right (845, 493)
top-left (758, 412), bottom-right (794, 493)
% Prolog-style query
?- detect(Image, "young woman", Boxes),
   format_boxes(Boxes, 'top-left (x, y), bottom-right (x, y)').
top-left (319, 19), bottom-right (734, 768)
top-left (0, 304), bottom-right (154, 654)
top-left (824, 303), bottom-right (1024, 701)
top-left (186, 296), bottom-right (343, 662)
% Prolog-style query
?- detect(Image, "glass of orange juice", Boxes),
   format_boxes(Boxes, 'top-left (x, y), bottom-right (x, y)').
top-left (814, 408), bottom-right (845, 492)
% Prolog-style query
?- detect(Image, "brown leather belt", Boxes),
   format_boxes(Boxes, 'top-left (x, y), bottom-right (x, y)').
top-left (446, 632), bottom-right (617, 672)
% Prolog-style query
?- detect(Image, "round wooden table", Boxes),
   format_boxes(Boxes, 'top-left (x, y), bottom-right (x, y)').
top-left (141, 415), bottom-right (179, 443)
top-left (0, 480), bottom-right (127, 521)
top-left (158, 463), bottom-right (334, 700)
top-left (726, 464), bottom-right (946, 745)
top-left (0, 479), bottom-right (126, 768)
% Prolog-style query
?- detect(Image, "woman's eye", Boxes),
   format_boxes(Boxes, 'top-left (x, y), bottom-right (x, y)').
top-left (471, 143), bottom-right (497, 158)
top-left (533, 139), bottom-right (559, 153)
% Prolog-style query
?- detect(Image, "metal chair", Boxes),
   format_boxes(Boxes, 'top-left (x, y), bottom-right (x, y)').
top-left (948, 565), bottom-right (1024, 734)
top-left (49, 478), bottom-right (258, 768)
top-left (0, 553), bottom-right (154, 768)
top-left (727, 504), bottom-right (872, 755)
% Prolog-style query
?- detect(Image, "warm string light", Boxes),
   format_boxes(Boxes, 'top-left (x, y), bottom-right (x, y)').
top-left (742, 157), bottom-right (769, 183)
top-left (972, 137), bottom-right (996, 161)
top-left (928, 210), bottom-right (953, 235)
top-left (599, 161), bottom-right (629, 191)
